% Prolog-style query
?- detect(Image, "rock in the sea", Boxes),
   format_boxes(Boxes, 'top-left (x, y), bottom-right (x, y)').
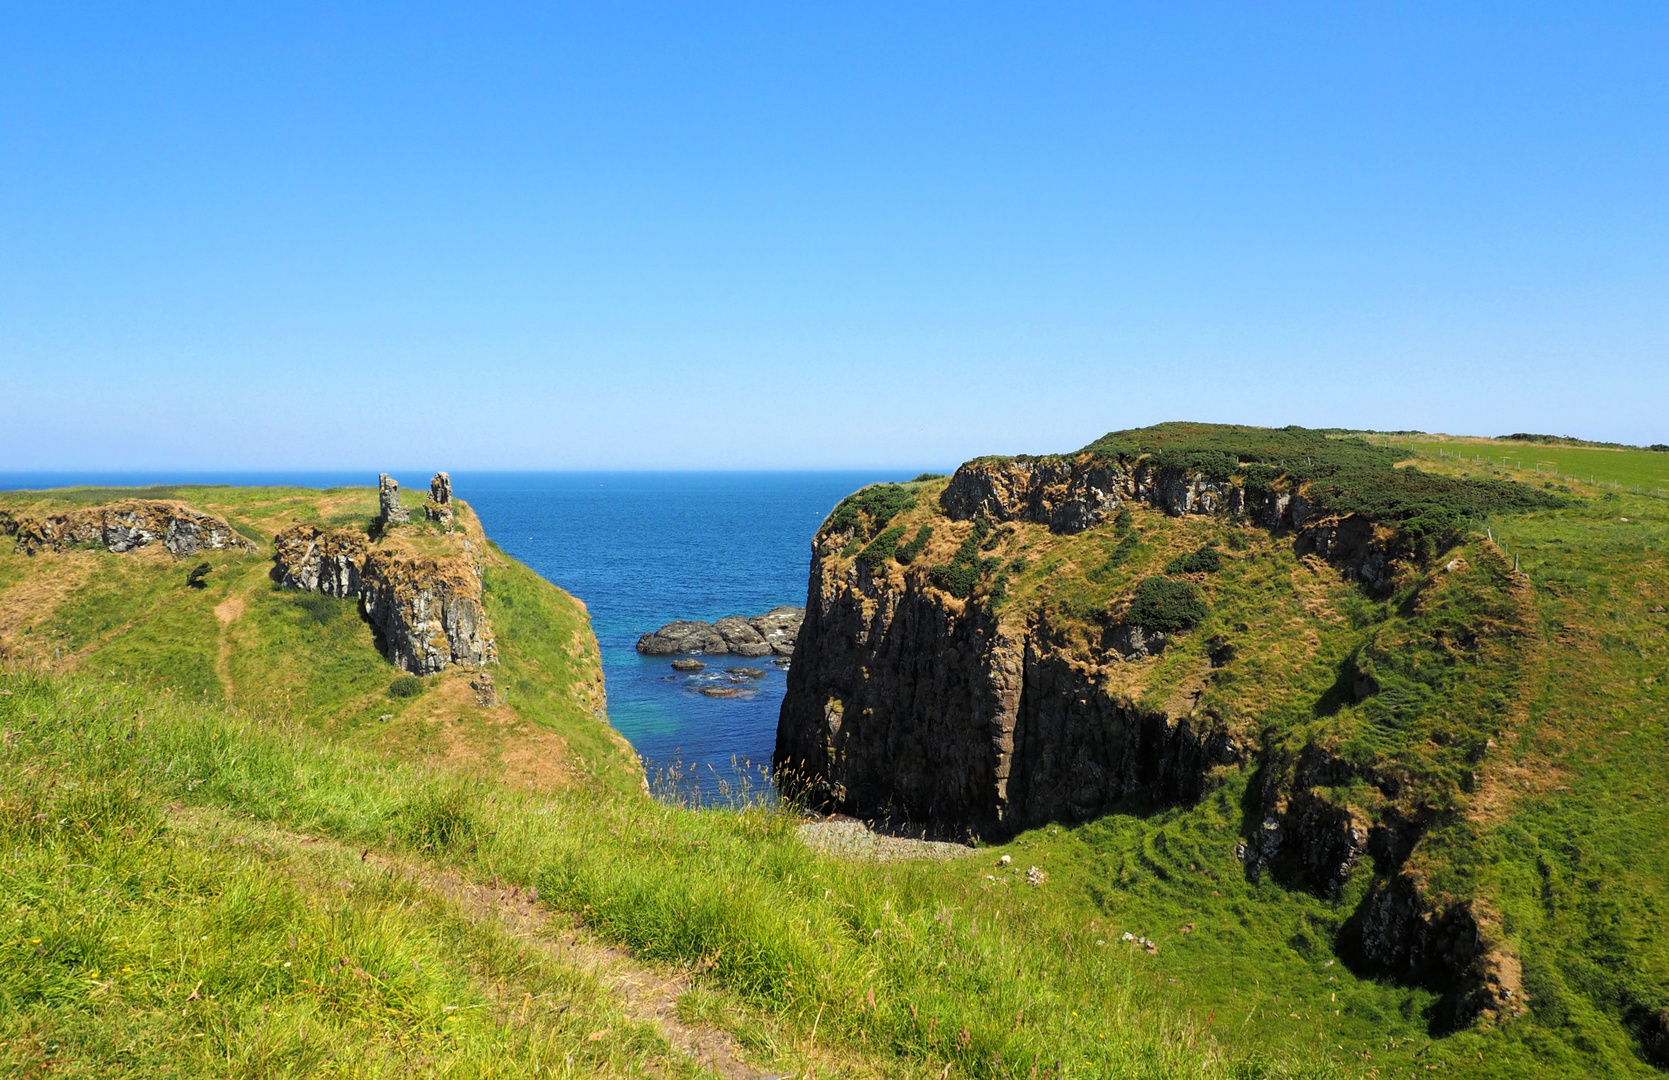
top-left (378, 474), bottom-right (410, 526)
top-left (636, 606), bottom-right (805, 657)
top-left (671, 658), bottom-right (706, 672)
top-left (725, 667), bottom-right (766, 680)
top-left (698, 685), bottom-right (747, 699)
top-left (748, 606), bottom-right (804, 656)
top-left (8, 500), bottom-right (256, 557)
top-left (715, 615), bottom-right (772, 657)
top-left (637, 620), bottom-right (727, 655)
top-left (425, 472), bottom-right (454, 529)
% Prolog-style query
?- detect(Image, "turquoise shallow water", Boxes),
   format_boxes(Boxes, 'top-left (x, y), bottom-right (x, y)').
top-left (457, 471), bottom-right (911, 802)
top-left (0, 469), bottom-right (911, 802)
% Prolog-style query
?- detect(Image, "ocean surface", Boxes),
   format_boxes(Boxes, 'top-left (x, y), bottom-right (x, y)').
top-left (0, 469), bottom-right (915, 801)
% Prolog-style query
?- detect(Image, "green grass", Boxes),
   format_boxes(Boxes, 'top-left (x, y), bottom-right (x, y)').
top-left (1, 671), bottom-right (1359, 1079)
top-left (1372, 437), bottom-right (1669, 497)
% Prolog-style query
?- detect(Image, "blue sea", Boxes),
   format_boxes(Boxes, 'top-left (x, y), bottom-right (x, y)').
top-left (0, 469), bottom-right (915, 801)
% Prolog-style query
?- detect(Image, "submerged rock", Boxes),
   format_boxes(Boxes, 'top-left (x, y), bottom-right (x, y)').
top-left (725, 667), bottom-right (766, 680)
top-left (671, 658), bottom-right (706, 672)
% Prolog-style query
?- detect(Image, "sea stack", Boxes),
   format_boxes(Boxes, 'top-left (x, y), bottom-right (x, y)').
top-left (426, 472), bottom-right (454, 529)
top-left (378, 473), bottom-right (410, 526)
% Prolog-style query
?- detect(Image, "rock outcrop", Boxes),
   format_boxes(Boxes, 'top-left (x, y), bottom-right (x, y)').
top-left (378, 474), bottom-right (410, 526)
top-left (273, 475), bottom-right (496, 676)
top-left (426, 472), bottom-right (454, 529)
top-left (5, 500), bottom-right (256, 557)
top-left (636, 607), bottom-right (803, 658)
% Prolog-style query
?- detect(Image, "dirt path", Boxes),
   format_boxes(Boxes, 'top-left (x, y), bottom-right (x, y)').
top-left (365, 848), bottom-right (761, 1079)
top-left (212, 592), bottom-right (246, 706)
top-left (200, 812), bottom-right (776, 1080)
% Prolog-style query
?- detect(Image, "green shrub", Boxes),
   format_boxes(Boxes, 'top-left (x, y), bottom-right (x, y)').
top-left (1087, 531), bottom-right (1141, 584)
top-left (910, 472), bottom-right (948, 481)
top-left (1126, 576), bottom-right (1209, 633)
top-left (823, 484), bottom-right (918, 542)
top-left (856, 525), bottom-right (907, 569)
top-left (895, 525), bottom-right (934, 565)
top-left (1166, 544), bottom-right (1222, 575)
top-left (928, 518), bottom-right (1000, 599)
top-left (388, 675), bottom-right (425, 698)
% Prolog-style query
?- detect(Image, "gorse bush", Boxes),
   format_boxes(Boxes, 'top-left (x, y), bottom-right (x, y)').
top-left (1166, 544), bottom-right (1222, 575)
top-left (388, 675), bottom-right (425, 698)
top-left (929, 518), bottom-right (1000, 599)
top-left (857, 524), bottom-right (908, 569)
top-left (1126, 576), bottom-right (1209, 633)
top-left (1078, 423), bottom-right (1567, 536)
top-left (895, 525), bottom-right (934, 565)
top-left (825, 483), bottom-right (918, 543)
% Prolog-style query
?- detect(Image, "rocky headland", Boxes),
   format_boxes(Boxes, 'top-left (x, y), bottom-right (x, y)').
top-left (774, 424), bottom-right (1562, 1026)
top-left (636, 606), bottom-right (803, 658)
top-left (273, 472), bottom-right (497, 676)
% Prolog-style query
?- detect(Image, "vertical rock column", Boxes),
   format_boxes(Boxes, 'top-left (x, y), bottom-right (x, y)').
top-left (379, 474), bottom-right (410, 526)
top-left (426, 472), bottom-right (454, 529)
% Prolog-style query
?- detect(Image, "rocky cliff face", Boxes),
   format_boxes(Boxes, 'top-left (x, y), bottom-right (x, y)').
top-left (778, 446), bottom-right (1525, 1023)
top-left (273, 483), bottom-right (497, 676)
top-left (776, 526), bottom-right (1241, 837)
top-left (4, 501), bottom-right (256, 557)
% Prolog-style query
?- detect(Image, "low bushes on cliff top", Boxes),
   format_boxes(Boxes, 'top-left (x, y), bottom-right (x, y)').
top-left (1077, 422), bottom-right (1567, 529)
top-left (1126, 576), bottom-right (1209, 633)
top-left (824, 482), bottom-right (917, 542)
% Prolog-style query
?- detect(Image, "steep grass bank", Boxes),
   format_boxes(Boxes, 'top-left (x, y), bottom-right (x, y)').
top-left (1, 672), bottom-right (1346, 1079)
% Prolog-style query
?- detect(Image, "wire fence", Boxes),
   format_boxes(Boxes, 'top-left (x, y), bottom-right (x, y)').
top-left (1398, 443), bottom-right (1669, 502)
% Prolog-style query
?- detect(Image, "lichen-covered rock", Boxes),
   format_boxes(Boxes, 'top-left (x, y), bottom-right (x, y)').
top-left (271, 525), bottom-right (367, 596)
top-left (636, 620), bottom-right (727, 655)
top-left (715, 615), bottom-right (772, 657)
top-left (636, 607), bottom-right (804, 657)
top-left (426, 472), bottom-right (454, 529)
top-left (940, 457), bottom-right (1126, 533)
top-left (10, 501), bottom-right (256, 556)
top-left (271, 477), bottom-right (496, 676)
top-left (359, 550), bottom-right (496, 675)
top-left (749, 606), bottom-right (804, 656)
top-left (378, 474), bottom-right (410, 526)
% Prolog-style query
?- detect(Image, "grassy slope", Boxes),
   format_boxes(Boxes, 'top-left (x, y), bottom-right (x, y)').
top-left (813, 435), bottom-right (1669, 1077)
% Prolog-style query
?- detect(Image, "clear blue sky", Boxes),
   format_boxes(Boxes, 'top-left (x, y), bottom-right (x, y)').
top-left (2, 3), bottom-right (1664, 470)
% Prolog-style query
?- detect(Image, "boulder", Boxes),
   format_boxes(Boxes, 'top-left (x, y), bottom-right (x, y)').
top-left (671, 658), bottom-right (706, 672)
top-left (636, 620), bottom-right (727, 655)
top-left (725, 667), bottom-right (767, 680)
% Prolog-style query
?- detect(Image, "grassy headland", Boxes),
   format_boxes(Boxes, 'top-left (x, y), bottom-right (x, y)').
top-left (2, 444), bottom-right (1666, 1078)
